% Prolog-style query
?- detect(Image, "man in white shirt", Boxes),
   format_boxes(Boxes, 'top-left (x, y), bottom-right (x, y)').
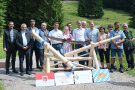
top-left (49, 22), bottom-right (66, 68)
top-left (72, 20), bottom-right (88, 66)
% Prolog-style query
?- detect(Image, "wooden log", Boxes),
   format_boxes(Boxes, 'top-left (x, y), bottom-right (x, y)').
top-left (72, 62), bottom-right (94, 70)
top-left (92, 47), bottom-right (100, 69)
top-left (88, 42), bottom-right (94, 67)
top-left (79, 53), bottom-right (89, 57)
top-left (50, 67), bottom-right (94, 71)
top-left (46, 57), bottom-right (50, 73)
top-left (50, 62), bottom-right (63, 67)
top-left (31, 32), bottom-right (76, 70)
top-left (50, 57), bottom-right (93, 61)
top-left (65, 35), bottom-right (121, 57)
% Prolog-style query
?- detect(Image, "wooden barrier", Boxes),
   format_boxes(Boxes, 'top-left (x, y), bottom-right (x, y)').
top-left (32, 32), bottom-right (121, 72)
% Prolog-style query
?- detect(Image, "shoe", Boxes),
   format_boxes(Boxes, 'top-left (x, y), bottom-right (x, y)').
top-left (126, 68), bottom-right (130, 71)
top-left (6, 71), bottom-right (9, 75)
top-left (113, 65), bottom-right (117, 70)
top-left (119, 65), bottom-right (124, 73)
top-left (109, 68), bottom-right (113, 73)
top-left (37, 66), bottom-right (41, 69)
top-left (13, 69), bottom-right (18, 73)
top-left (131, 68), bottom-right (134, 70)
top-left (109, 64), bottom-right (114, 73)
top-left (20, 72), bottom-right (24, 76)
top-left (26, 71), bottom-right (31, 75)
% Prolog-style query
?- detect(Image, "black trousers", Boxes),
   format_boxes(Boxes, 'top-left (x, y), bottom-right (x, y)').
top-left (18, 49), bottom-right (31, 72)
top-left (30, 42), bottom-right (40, 69)
top-left (6, 46), bottom-right (17, 71)
top-left (99, 49), bottom-right (110, 63)
top-left (124, 48), bottom-right (134, 68)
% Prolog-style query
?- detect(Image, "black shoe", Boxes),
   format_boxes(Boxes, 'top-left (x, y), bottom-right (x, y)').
top-left (109, 68), bottom-right (113, 73)
top-left (131, 67), bottom-right (134, 70)
top-left (126, 68), bottom-right (130, 71)
top-left (113, 65), bottom-right (117, 70)
top-left (6, 71), bottom-right (9, 75)
top-left (13, 69), bottom-right (18, 73)
top-left (20, 72), bottom-right (24, 76)
top-left (37, 66), bottom-right (41, 69)
top-left (26, 71), bottom-right (31, 75)
top-left (119, 68), bottom-right (124, 73)
top-left (119, 65), bottom-right (124, 73)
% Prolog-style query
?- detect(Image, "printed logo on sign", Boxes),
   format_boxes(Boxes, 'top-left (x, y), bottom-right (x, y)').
top-left (97, 73), bottom-right (106, 79)
top-left (42, 76), bottom-right (48, 82)
top-left (75, 75), bottom-right (79, 80)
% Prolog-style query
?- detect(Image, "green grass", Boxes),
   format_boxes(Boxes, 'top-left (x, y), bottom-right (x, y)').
top-left (62, 1), bottom-right (135, 76)
top-left (0, 37), bottom-right (6, 59)
top-left (0, 80), bottom-right (4, 90)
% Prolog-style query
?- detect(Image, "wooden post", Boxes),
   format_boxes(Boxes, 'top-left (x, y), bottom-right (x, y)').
top-left (90, 42), bottom-right (100, 69)
top-left (43, 44), bottom-right (50, 73)
top-left (88, 42), bottom-right (94, 67)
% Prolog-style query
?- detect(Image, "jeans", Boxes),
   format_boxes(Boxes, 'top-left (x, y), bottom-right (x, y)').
top-left (39, 49), bottom-right (44, 67)
top-left (52, 43), bottom-right (66, 68)
top-left (75, 44), bottom-right (88, 65)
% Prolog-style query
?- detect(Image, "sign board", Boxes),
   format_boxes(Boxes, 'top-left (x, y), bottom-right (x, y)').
top-left (55, 72), bottom-right (74, 86)
top-left (74, 70), bottom-right (93, 84)
top-left (92, 69), bottom-right (110, 83)
top-left (35, 73), bottom-right (55, 86)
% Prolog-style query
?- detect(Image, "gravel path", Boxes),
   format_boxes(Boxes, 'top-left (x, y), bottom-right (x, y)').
top-left (0, 55), bottom-right (135, 90)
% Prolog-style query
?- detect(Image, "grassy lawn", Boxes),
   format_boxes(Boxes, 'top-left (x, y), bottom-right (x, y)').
top-left (62, 1), bottom-right (135, 76)
top-left (0, 37), bottom-right (6, 59)
top-left (0, 80), bottom-right (4, 90)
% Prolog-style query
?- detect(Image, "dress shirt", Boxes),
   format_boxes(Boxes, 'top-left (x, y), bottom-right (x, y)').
top-left (49, 29), bottom-right (63, 44)
top-left (72, 28), bottom-right (86, 41)
top-left (10, 29), bottom-right (14, 42)
top-left (21, 31), bottom-right (27, 46)
top-left (110, 29), bottom-right (126, 49)
top-left (85, 28), bottom-right (99, 43)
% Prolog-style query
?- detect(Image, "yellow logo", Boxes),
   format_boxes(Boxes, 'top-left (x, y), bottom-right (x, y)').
top-left (97, 73), bottom-right (106, 79)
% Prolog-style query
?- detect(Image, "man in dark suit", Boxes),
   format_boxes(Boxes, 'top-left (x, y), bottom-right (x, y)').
top-left (3, 21), bottom-right (18, 74)
top-left (16, 23), bottom-right (33, 76)
top-left (27, 19), bottom-right (40, 70)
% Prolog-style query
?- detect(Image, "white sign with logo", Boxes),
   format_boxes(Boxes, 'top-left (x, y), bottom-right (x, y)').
top-left (55, 72), bottom-right (74, 86)
top-left (74, 70), bottom-right (93, 84)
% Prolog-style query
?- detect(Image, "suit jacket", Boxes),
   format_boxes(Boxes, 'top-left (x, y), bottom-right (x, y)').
top-left (3, 29), bottom-right (18, 49)
top-left (16, 30), bottom-right (33, 50)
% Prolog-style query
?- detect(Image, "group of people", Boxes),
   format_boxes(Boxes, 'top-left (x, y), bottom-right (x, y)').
top-left (3, 19), bottom-right (135, 76)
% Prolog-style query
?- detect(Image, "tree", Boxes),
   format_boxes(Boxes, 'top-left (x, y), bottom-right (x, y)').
top-left (0, 0), bottom-right (7, 36)
top-left (6, 0), bottom-right (40, 30)
top-left (78, 0), bottom-right (104, 18)
top-left (36, 0), bottom-right (64, 30)
top-left (130, 0), bottom-right (135, 28)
